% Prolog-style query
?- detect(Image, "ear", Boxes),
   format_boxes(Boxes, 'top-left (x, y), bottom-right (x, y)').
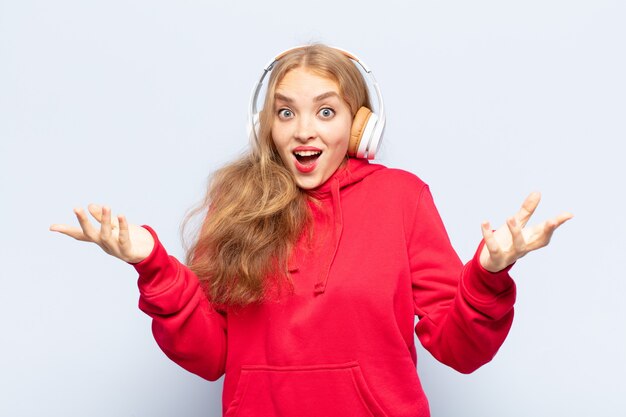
top-left (348, 107), bottom-right (372, 157)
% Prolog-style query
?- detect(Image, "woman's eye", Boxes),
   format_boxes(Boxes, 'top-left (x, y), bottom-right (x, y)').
top-left (278, 109), bottom-right (293, 119)
top-left (319, 108), bottom-right (335, 118)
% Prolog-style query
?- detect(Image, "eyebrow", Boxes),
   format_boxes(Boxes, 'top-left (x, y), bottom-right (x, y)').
top-left (313, 91), bottom-right (341, 102)
top-left (274, 91), bottom-right (341, 104)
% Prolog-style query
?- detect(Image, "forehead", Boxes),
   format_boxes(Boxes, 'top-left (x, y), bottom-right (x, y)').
top-left (275, 67), bottom-right (340, 98)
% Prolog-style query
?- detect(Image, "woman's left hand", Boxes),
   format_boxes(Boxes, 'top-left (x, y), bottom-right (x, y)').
top-left (479, 192), bottom-right (573, 272)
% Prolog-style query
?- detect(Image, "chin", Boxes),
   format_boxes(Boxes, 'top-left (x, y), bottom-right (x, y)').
top-left (294, 176), bottom-right (321, 190)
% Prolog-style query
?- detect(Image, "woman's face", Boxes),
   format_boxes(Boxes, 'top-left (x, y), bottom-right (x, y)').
top-left (271, 67), bottom-right (352, 190)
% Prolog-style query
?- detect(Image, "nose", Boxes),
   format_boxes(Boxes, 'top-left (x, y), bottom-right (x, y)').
top-left (294, 115), bottom-right (316, 142)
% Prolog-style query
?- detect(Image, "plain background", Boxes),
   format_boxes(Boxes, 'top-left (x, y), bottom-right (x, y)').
top-left (1, 0), bottom-right (624, 416)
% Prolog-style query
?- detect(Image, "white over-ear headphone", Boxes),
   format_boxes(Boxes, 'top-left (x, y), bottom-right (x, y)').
top-left (247, 46), bottom-right (386, 160)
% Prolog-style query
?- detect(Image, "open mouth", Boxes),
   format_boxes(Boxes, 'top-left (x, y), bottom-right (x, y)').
top-left (293, 149), bottom-right (322, 173)
top-left (294, 150), bottom-right (322, 165)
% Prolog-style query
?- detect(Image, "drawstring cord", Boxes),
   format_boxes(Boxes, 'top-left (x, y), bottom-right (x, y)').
top-left (314, 178), bottom-right (344, 295)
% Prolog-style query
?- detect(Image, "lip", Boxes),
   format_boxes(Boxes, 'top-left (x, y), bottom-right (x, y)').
top-left (292, 146), bottom-right (322, 174)
top-left (294, 157), bottom-right (318, 173)
top-left (293, 146), bottom-right (322, 152)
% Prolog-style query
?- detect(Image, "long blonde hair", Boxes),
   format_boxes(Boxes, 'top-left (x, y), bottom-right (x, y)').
top-left (185, 44), bottom-right (371, 307)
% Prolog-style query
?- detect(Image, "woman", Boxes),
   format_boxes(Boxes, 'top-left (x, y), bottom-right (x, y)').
top-left (50, 44), bottom-right (572, 417)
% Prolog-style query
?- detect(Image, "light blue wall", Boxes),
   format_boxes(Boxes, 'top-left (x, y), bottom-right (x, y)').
top-left (1, 1), bottom-right (624, 416)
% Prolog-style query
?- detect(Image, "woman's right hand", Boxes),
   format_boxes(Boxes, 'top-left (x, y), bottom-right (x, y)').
top-left (50, 204), bottom-right (155, 264)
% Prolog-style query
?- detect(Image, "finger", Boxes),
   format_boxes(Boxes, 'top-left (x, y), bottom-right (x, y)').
top-left (539, 220), bottom-right (558, 249)
top-left (515, 192), bottom-right (541, 227)
top-left (522, 218), bottom-right (558, 252)
top-left (100, 206), bottom-right (113, 241)
top-left (87, 204), bottom-right (121, 226)
top-left (507, 216), bottom-right (526, 253)
top-left (527, 211), bottom-right (574, 251)
top-left (539, 212), bottom-right (573, 240)
top-left (553, 211), bottom-right (574, 228)
top-left (481, 221), bottom-right (501, 257)
top-left (88, 204), bottom-right (103, 222)
top-left (49, 224), bottom-right (90, 241)
top-left (118, 215), bottom-right (130, 251)
top-left (74, 207), bottom-right (99, 241)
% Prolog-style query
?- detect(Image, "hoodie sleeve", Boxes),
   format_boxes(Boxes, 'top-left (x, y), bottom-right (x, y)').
top-left (132, 226), bottom-right (227, 381)
top-left (409, 186), bottom-right (516, 374)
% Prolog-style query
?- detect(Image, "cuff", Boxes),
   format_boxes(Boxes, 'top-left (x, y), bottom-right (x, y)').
top-left (132, 225), bottom-right (180, 296)
top-left (461, 240), bottom-right (516, 308)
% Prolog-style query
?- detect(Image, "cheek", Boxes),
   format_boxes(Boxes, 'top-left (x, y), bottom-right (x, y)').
top-left (270, 126), bottom-right (287, 151)
top-left (271, 133), bottom-right (293, 167)
top-left (329, 120), bottom-right (352, 151)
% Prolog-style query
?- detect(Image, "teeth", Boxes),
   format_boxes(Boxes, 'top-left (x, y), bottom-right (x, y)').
top-left (294, 150), bottom-right (321, 157)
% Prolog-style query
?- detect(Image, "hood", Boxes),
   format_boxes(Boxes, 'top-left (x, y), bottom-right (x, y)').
top-left (304, 158), bottom-right (385, 295)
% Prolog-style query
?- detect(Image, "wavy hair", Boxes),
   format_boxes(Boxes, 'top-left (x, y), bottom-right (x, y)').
top-left (185, 44), bottom-right (371, 307)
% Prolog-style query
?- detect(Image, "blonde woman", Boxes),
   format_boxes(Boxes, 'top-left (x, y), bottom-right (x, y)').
top-left (51, 45), bottom-right (572, 417)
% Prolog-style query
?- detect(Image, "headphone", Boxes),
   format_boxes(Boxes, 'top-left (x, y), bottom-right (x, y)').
top-left (248, 46), bottom-right (386, 160)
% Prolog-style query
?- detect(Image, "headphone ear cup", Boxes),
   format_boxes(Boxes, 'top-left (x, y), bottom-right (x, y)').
top-left (349, 107), bottom-right (373, 157)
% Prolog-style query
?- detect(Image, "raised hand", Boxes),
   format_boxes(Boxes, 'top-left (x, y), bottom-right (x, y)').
top-left (479, 192), bottom-right (573, 273)
top-left (50, 204), bottom-right (154, 264)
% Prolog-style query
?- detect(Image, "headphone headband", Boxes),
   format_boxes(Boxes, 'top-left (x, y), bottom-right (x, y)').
top-left (248, 45), bottom-right (386, 159)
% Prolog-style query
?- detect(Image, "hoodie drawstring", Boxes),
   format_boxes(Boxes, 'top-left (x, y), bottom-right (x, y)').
top-left (313, 178), bottom-right (344, 295)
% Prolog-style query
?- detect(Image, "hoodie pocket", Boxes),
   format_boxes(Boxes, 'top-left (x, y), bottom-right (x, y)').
top-left (224, 361), bottom-right (388, 417)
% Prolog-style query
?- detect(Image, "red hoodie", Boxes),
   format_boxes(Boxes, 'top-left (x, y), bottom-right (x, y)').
top-left (134, 158), bottom-right (516, 417)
